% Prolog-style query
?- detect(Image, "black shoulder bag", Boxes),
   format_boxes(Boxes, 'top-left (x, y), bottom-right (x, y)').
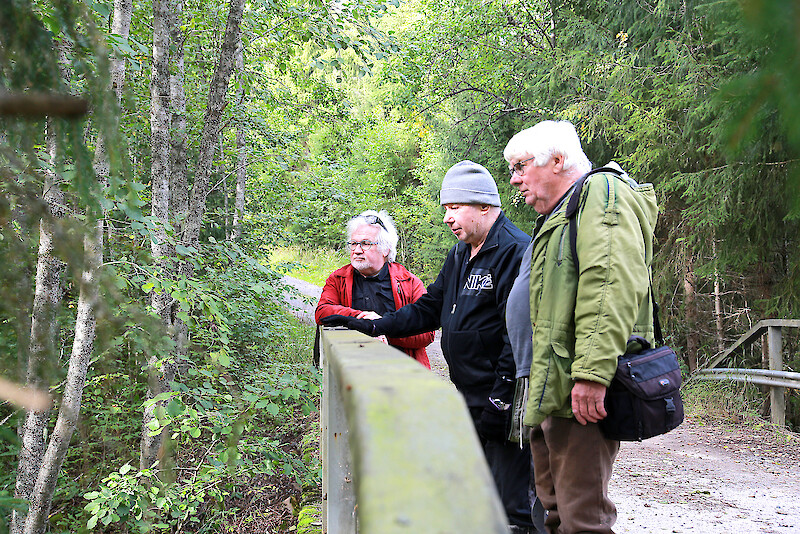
top-left (566, 168), bottom-right (684, 441)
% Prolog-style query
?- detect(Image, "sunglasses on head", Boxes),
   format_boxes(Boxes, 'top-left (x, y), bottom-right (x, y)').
top-left (364, 214), bottom-right (387, 231)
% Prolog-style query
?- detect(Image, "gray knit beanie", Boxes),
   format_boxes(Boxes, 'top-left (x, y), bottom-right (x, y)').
top-left (439, 160), bottom-right (501, 207)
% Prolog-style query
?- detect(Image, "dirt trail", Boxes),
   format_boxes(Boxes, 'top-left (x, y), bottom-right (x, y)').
top-left (282, 276), bottom-right (800, 533)
top-left (281, 275), bottom-right (322, 324)
top-left (610, 418), bottom-right (799, 533)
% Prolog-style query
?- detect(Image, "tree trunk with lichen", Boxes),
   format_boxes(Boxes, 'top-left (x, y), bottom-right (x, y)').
top-left (141, 0), bottom-right (177, 471)
top-left (232, 37), bottom-right (246, 241)
top-left (170, 0), bottom-right (189, 368)
top-left (22, 222), bottom-right (102, 534)
top-left (13, 1), bottom-right (130, 529)
top-left (11, 123), bottom-right (65, 534)
top-left (182, 0), bottom-right (245, 249)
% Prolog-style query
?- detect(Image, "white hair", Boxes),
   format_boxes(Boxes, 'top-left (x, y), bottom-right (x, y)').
top-left (346, 210), bottom-right (399, 263)
top-left (503, 120), bottom-right (593, 175)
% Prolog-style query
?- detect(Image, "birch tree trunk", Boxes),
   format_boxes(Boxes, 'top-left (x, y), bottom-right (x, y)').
top-left (110, 0), bottom-right (132, 98)
top-left (182, 0), bottom-right (245, 248)
top-left (11, 123), bottom-right (65, 534)
top-left (141, 0), bottom-right (176, 471)
top-left (22, 223), bottom-right (102, 534)
top-left (14, 1), bottom-right (131, 529)
top-left (169, 0), bottom-right (188, 232)
top-left (232, 38), bottom-right (246, 241)
top-left (169, 0), bottom-right (189, 367)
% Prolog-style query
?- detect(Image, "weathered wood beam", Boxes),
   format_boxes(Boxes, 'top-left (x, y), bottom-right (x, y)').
top-left (701, 319), bottom-right (800, 371)
top-left (321, 328), bottom-right (508, 533)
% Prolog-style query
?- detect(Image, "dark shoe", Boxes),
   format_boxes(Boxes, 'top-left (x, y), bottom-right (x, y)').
top-left (508, 526), bottom-right (535, 534)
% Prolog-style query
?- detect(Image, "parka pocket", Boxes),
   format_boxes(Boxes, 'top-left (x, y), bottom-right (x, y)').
top-left (535, 341), bottom-right (574, 415)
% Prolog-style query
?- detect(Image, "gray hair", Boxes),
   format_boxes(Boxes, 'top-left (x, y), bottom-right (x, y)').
top-left (345, 210), bottom-right (399, 263)
top-left (503, 120), bottom-right (592, 176)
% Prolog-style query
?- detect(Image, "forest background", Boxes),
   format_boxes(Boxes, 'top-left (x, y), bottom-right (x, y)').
top-left (1, 0), bottom-right (799, 532)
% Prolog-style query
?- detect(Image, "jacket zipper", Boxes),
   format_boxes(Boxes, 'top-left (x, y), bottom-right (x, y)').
top-left (557, 225), bottom-right (568, 266)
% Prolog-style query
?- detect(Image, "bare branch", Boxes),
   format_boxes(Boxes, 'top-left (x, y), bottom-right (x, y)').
top-left (0, 377), bottom-right (51, 412)
top-left (0, 91), bottom-right (88, 118)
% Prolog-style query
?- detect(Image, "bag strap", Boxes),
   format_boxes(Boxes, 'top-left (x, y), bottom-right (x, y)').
top-left (566, 167), bottom-right (622, 275)
top-left (565, 167), bottom-right (664, 347)
top-left (652, 290), bottom-right (664, 346)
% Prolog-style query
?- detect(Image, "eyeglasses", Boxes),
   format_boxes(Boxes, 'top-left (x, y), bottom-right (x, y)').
top-left (348, 240), bottom-right (376, 251)
top-left (364, 214), bottom-right (387, 231)
top-left (509, 156), bottom-right (535, 178)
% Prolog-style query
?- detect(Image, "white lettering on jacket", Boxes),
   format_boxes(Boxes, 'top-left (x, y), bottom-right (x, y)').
top-left (463, 272), bottom-right (494, 292)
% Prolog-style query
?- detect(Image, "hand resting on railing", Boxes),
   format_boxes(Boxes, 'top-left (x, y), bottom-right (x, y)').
top-left (321, 314), bottom-right (380, 336)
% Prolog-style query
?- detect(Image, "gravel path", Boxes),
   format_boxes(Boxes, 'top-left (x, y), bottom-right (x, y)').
top-left (281, 275), bottom-right (322, 324)
top-left (281, 275), bottom-right (800, 533)
top-left (610, 416), bottom-right (800, 533)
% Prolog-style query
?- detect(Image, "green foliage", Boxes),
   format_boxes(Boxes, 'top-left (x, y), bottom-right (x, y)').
top-left (78, 334), bottom-right (321, 532)
top-left (731, 0), bottom-right (800, 218)
top-left (67, 228), bottom-right (323, 530)
top-left (82, 462), bottom-right (227, 533)
top-left (287, 174), bottom-right (377, 250)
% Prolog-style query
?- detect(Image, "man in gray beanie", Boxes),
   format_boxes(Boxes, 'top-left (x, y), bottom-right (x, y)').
top-left (323, 161), bottom-right (542, 533)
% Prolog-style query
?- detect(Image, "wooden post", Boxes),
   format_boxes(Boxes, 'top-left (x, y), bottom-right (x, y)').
top-left (767, 326), bottom-right (785, 427)
top-left (321, 333), bottom-right (357, 533)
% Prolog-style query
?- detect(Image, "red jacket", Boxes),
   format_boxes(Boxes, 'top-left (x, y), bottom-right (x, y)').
top-left (315, 263), bottom-right (435, 368)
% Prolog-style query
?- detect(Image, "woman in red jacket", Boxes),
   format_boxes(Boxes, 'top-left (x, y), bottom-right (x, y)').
top-left (315, 210), bottom-right (435, 368)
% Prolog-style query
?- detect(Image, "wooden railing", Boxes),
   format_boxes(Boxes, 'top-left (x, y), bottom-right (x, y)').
top-left (319, 327), bottom-right (509, 534)
top-left (693, 319), bottom-right (800, 427)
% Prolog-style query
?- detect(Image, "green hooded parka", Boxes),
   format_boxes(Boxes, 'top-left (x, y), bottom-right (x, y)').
top-left (524, 170), bottom-right (659, 426)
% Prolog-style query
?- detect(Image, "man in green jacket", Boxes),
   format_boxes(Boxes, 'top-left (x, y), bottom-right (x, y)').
top-left (504, 120), bottom-right (658, 533)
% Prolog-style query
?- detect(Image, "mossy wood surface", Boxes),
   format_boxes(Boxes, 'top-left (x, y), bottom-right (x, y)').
top-left (322, 328), bottom-right (509, 533)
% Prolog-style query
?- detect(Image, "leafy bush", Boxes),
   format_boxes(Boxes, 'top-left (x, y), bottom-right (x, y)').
top-left (80, 357), bottom-right (320, 532)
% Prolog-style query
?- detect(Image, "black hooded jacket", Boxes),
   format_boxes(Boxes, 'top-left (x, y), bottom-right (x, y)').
top-left (377, 211), bottom-right (530, 407)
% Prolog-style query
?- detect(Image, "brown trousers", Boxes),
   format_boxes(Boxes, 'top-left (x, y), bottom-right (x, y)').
top-left (529, 417), bottom-right (619, 533)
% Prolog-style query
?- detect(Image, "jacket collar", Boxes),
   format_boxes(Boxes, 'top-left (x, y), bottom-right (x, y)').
top-left (533, 182), bottom-right (577, 235)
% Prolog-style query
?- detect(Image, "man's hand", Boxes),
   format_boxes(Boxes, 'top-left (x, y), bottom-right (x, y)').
top-left (478, 406), bottom-right (511, 442)
top-left (320, 314), bottom-right (377, 336)
top-left (571, 380), bottom-right (608, 425)
top-left (357, 311), bottom-right (382, 320)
